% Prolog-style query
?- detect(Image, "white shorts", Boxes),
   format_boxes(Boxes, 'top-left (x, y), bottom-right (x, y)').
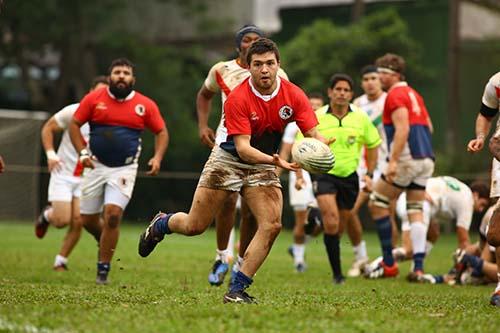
top-left (288, 170), bottom-right (317, 211)
top-left (396, 192), bottom-right (431, 232)
top-left (48, 173), bottom-right (82, 202)
top-left (490, 158), bottom-right (500, 198)
top-left (392, 158), bottom-right (434, 189)
top-left (80, 161), bottom-right (138, 214)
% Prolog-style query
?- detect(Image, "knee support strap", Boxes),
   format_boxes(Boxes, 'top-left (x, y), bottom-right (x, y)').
top-left (370, 191), bottom-right (390, 208)
top-left (406, 200), bottom-right (423, 214)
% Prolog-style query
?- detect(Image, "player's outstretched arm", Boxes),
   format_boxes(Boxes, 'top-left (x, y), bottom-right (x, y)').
top-left (196, 85), bottom-right (216, 148)
top-left (303, 127), bottom-right (335, 145)
top-left (147, 127), bottom-right (169, 176)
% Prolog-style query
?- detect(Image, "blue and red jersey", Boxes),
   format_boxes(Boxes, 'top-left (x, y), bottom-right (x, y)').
top-left (383, 82), bottom-right (434, 160)
top-left (221, 77), bottom-right (318, 158)
top-left (74, 88), bottom-right (165, 167)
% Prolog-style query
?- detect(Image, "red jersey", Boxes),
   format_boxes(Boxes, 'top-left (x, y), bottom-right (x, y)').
top-left (383, 82), bottom-right (433, 160)
top-left (74, 88), bottom-right (165, 167)
top-left (220, 77), bottom-right (318, 158)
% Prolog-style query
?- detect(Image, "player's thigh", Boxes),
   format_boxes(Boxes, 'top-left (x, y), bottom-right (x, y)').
top-left (372, 178), bottom-right (403, 200)
top-left (406, 188), bottom-right (426, 222)
top-left (70, 197), bottom-right (82, 226)
top-left (242, 186), bottom-right (282, 226)
top-left (80, 168), bottom-right (106, 214)
top-left (188, 187), bottom-right (235, 229)
top-left (51, 201), bottom-right (73, 226)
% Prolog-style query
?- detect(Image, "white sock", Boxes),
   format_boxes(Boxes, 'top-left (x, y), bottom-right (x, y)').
top-left (292, 243), bottom-right (305, 265)
top-left (215, 249), bottom-right (231, 264)
top-left (54, 254), bottom-right (67, 267)
top-left (232, 255), bottom-right (244, 273)
top-left (410, 222), bottom-right (427, 254)
top-left (495, 273), bottom-right (500, 293)
top-left (227, 228), bottom-right (235, 259)
top-left (43, 207), bottom-right (52, 222)
top-left (425, 241), bottom-right (434, 255)
top-left (353, 240), bottom-right (368, 261)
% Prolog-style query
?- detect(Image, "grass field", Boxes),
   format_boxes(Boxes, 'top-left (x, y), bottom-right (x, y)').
top-left (0, 222), bottom-right (498, 333)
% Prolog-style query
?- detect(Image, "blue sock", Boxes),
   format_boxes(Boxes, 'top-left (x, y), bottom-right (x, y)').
top-left (229, 271), bottom-right (253, 293)
top-left (154, 213), bottom-right (173, 235)
top-left (413, 252), bottom-right (425, 272)
top-left (375, 216), bottom-right (394, 266)
top-left (433, 275), bottom-right (444, 284)
top-left (97, 262), bottom-right (110, 274)
top-left (463, 254), bottom-right (484, 277)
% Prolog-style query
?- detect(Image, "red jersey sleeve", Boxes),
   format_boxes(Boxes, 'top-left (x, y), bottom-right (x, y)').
top-left (293, 89), bottom-right (318, 134)
top-left (144, 100), bottom-right (166, 133)
top-left (385, 89), bottom-right (410, 115)
top-left (224, 99), bottom-right (251, 136)
top-left (73, 91), bottom-right (95, 124)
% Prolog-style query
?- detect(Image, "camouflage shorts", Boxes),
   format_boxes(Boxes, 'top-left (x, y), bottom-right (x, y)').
top-left (198, 146), bottom-right (281, 192)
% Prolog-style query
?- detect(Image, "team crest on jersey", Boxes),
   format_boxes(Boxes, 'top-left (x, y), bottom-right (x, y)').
top-left (279, 105), bottom-right (293, 120)
top-left (135, 104), bottom-right (146, 116)
top-left (347, 135), bottom-right (356, 145)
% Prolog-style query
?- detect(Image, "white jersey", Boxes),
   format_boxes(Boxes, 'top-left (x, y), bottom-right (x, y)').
top-left (482, 72), bottom-right (500, 198)
top-left (397, 176), bottom-right (474, 231)
top-left (353, 92), bottom-right (388, 173)
top-left (204, 59), bottom-right (288, 144)
top-left (53, 103), bottom-right (90, 178)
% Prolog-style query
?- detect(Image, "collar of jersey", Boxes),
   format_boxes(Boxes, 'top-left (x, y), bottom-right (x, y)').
top-left (248, 76), bottom-right (281, 102)
top-left (107, 88), bottom-right (136, 101)
top-left (388, 81), bottom-right (408, 92)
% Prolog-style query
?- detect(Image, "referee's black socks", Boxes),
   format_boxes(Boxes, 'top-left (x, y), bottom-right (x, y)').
top-left (323, 233), bottom-right (342, 279)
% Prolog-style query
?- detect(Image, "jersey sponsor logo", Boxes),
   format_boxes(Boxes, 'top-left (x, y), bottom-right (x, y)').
top-left (279, 105), bottom-right (293, 120)
top-left (135, 104), bottom-right (146, 116)
top-left (96, 102), bottom-right (107, 110)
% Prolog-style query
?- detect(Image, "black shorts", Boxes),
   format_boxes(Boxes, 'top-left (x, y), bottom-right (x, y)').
top-left (312, 172), bottom-right (359, 210)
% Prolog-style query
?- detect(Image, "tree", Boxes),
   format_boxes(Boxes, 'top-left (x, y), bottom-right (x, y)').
top-left (281, 8), bottom-right (431, 96)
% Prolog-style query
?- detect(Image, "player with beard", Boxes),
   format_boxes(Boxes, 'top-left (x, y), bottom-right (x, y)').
top-left (138, 38), bottom-right (330, 303)
top-left (69, 58), bottom-right (169, 284)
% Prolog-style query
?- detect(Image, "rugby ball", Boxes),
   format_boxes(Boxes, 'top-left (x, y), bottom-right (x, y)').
top-left (291, 138), bottom-right (335, 174)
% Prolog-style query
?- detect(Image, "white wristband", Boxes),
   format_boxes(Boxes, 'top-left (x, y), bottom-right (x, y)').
top-left (46, 150), bottom-right (58, 160)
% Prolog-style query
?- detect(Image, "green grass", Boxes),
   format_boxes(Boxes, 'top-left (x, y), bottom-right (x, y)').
top-left (0, 222), bottom-right (498, 333)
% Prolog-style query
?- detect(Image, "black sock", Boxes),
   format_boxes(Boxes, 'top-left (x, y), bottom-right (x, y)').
top-left (323, 233), bottom-right (342, 278)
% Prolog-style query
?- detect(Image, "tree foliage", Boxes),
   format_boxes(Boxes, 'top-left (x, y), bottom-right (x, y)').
top-left (281, 8), bottom-right (431, 95)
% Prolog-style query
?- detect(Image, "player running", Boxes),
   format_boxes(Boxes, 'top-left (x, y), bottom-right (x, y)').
top-left (69, 58), bottom-right (168, 284)
top-left (138, 38), bottom-right (329, 303)
top-left (366, 53), bottom-right (434, 280)
top-left (197, 25), bottom-right (289, 286)
top-left (35, 76), bottom-right (108, 271)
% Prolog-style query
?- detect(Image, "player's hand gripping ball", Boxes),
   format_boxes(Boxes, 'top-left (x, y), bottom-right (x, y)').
top-left (291, 138), bottom-right (335, 174)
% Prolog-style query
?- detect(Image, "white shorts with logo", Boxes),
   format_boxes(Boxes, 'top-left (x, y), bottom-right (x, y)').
top-left (288, 170), bottom-right (317, 211)
top-left (80, 161), bottom-right (138, 214)
top-left (48, 173), bottom-right (82, 202)
top-left (392, 158), bottom-right (434, 189)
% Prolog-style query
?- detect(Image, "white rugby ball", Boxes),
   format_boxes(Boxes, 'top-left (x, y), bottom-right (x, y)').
top-left (291, 138), bottom-right (335, 174)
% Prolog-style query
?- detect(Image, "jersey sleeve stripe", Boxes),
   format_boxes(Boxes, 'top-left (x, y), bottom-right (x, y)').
top-left (215, 71), bottom-right (232, 97)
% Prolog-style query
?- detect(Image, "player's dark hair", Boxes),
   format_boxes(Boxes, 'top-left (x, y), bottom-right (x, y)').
top-left (361, 65), bottom-right (378, 76)
top-left (329, 73), bottom-right (354, 91)
top-left (375, 53), bottom-right (406, 74)
top-left (90, 75), bottom-right (108, 89)
top-left (246, 38), bottom-right (280, 65)
top-left (307, 92), bottom-right (324, 101)
top-left (470, 180), bottom-right (490, 200)
top-left (108, 58), bottom-right (135, 75)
